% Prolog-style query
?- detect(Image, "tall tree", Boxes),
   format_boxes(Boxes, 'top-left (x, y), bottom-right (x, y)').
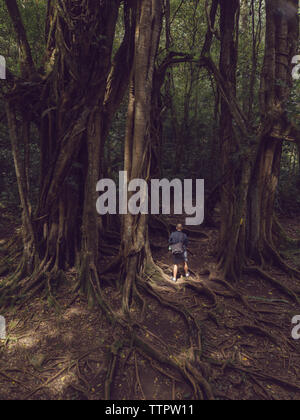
top-left (2, 0), bottom-right (136, 302)
top-left (120, 0), bottom-right (163, 315)
top-left (217, 0), bottom-right (243, 279)
top-left (216, 0), bottom-right (300, 279)
top-left (247, 0), bottom-right (300, 264)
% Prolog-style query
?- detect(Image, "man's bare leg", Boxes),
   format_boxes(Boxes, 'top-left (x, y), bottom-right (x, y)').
top-left (173, 264), bottom-right (178, 280)
top-left (184, 262), bottom-right (189, 277)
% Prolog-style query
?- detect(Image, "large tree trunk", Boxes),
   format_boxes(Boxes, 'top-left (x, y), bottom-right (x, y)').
top-left (120, 0), bottom-right (163, 315)
top-left (3, 0), bottom-right (138, 301)
top-left (247, 0), bottom-right (299, 264)
top-left (217, 0), bottom-right (299, 279)
top-left (32, 1), bottom-right (120, 297)
top-left (217, 0), bottom-right (245, 280)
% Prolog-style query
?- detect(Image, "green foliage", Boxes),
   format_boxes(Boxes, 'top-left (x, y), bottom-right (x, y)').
top-left (277, 142), bottom-right (300, 216)
top-left (0, 2), bottom-right (44, 209)
top-left (0, 99), bottom-right (18, 207)
top-left (0, 0), bottom-right (299, 217)
top-left (0, 0), bottom-right (46, 74)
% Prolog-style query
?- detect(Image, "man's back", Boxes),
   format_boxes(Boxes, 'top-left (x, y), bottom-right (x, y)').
top-left (169, 224), bottom-right (190, 282)
top-left (169, 231), bottom-right (188, 250)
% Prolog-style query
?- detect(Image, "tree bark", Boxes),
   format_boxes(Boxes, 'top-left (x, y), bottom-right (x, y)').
top-left (247, 0), bottom-right (299, 262)
top-left (121, 0), bottom-right (163, 315)
top-left (217, 0), bottom-right (299, 278)
top-left (3, 0), bottom-right (137, 300)
top-left (217, 0), bottom-right (245, 279)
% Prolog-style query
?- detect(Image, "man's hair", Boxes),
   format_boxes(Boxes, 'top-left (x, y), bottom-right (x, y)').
top-left (176, 223), bottom-right (183, 231)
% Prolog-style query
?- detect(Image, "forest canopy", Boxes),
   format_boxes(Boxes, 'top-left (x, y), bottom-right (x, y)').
top-left (0, 0), bottom-right (300, 401)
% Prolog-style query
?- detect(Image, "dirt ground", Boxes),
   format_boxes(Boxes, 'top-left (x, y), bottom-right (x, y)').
top-left (0, 213), bottom-right (300, 400)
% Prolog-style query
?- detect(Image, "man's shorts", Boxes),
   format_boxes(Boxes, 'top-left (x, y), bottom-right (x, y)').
top-left (173, 251), bottom-right (188, 265)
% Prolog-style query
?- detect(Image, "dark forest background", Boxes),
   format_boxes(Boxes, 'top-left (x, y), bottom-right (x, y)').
top-left (0, 0), bottom-right (300, 401)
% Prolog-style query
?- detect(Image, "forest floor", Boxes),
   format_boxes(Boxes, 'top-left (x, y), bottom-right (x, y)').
top-left (0, 210), bottom-right (300, 400)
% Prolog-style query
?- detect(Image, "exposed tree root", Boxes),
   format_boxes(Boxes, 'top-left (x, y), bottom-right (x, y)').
top-left (104, 340), bottom-right (123, 400)
top-left (234, 324), bottom-right (281, 347)
top-left (99, 255), bottom-right (121, 276)
top-left (24, 346), bottom-right (104, 400)
top-left (244, 266), bottom-right (300, 304)
top-left (134, 351), bottom-right (146, 400)
top-left (2, 222), bottom-right (300, 400)
top-left (133, 334), bottom-right (214, 400)
top-left (263, 241), bottom-right (300, 280)
top-left (206, 271), bottom-right (258, 313)
top-left (206, 357), bottom-right (300, 393)
top-left (0, 234), bottom-right (22, 256)
top-left (101, 244), bottom-right (120, 256)
top-left (136, 276), bottom-right (201, 348)
top-left (273, 217), bottom-right (300, 248)
top-left (2, 249), bottom-right (299, 400)
top-left (182, 278), bottom-right (217, 308)
top-left (0, 235), bottom-right (24, 280)
top-left (71, 259), bottom-right (217, 400)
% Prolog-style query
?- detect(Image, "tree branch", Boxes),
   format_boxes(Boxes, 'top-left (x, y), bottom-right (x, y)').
top-left (203, 0), bottom-right (220, 54)
top-left (4, 0), bottom-right (36, 78)
top-left (103, 0), bottom-right (137, 122)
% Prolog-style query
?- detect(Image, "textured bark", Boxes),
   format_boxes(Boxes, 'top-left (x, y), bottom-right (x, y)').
top-left (35, 0), bottom-right (120, 277)
top-left (5, 102), bottom-right (35, 274)
top-left (217, 0), bottom-right (244, 279)
top-left (3, 0), bottom-right (137, 299)
top-left (4, 0), bottom-right (37, 78)
top-left (121, 0), bottom-right (163, 315)
top-left (247, 0), bottom-right (299, 261)
top-left (217, 0), bottom-right (299, 277)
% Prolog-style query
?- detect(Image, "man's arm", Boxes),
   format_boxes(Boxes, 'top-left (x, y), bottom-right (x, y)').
top-left (183, 233), bottom-right (188, 248)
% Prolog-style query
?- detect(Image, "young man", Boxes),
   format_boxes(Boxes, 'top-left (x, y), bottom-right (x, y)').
top-left (169, 223), bottom-right (189, 282)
